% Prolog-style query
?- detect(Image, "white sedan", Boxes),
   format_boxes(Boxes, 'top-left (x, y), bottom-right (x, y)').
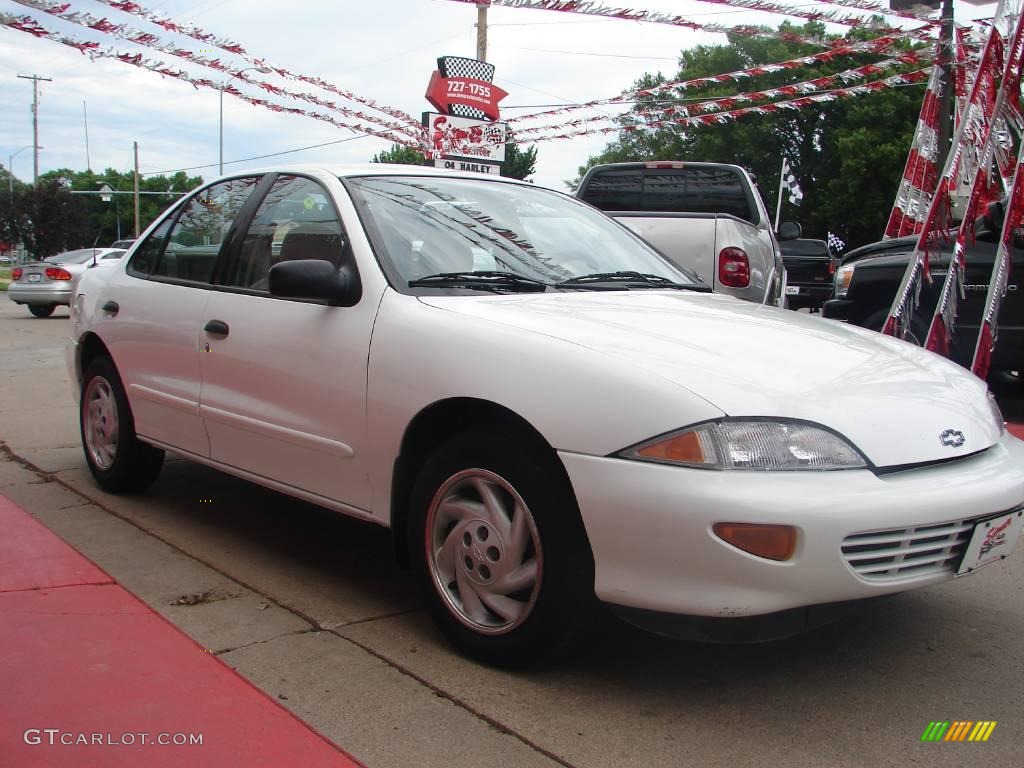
top-left (69, 165), bottom-right (1024, 666)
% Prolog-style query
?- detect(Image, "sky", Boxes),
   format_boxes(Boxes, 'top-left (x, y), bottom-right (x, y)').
top-left (0, 0), bottom-right (999, 194)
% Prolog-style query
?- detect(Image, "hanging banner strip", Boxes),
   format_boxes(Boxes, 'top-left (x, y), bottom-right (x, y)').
top-left (884, 59), bottom-right (943, 239)
top-left (514, 57), bottom-right (920, 136)
top-left (10, 0), bottom-right (422, 141)
top-left (972, 139), bottom-right (1024, 378)
top-left (881, 0), bottom-right (1013, 342)
top-left (443, 0), bottom-right (937, 40)
top-left (507, 34), bottom-right (927, 125)
top-left (88, 0), bottom-right (421, 130)
top-left (521, 70), bottom-right (930, 143)
top-left (924, 10), bottom-right (1024, 358)
top-left (822, 0), bottom-right (938, 26)
top-left (0, 13), bottom-right (427, 152)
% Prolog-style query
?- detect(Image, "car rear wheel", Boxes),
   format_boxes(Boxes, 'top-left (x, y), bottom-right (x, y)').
top-left (80, 356), bottom-right (164, 493)
top-left (409, 427), bottom-right (597, 667)
top-left (28, 303), bottom-right (57, 318)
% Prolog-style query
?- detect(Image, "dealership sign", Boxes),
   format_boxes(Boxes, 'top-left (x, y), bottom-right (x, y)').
top-left (425, 71), bottom-right (507, 122)
top-left (425, 112), bottom-right (506, 163)
top-left (424, 56), bottom-right (506, 171)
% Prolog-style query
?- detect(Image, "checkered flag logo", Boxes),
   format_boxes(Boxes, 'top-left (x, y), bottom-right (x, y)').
top-left (828, 231), bottom-right (846, 253)
top-left (438, 56), bottom-right (496, 120)
top-left (782, 158), bottom-right (803, 205)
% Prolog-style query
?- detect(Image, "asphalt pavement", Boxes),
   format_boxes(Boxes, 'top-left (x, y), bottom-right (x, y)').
top-left (0, 298), bottom-right (1021, 768)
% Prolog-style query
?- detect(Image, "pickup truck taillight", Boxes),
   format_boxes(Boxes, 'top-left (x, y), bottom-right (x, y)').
top-left (45, 267), bottom-right (73, 281)
top-left (718, 248), bottom-right (750, 288)
top-left (11, 268), bottom-right (22, 281)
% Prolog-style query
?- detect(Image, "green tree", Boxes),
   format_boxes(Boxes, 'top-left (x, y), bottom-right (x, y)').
top-left (13, 180), bottom-right (91, 258)
top-left (501, 141), bottom-right (538, 181)
top-left (371, 144), bottom-right (425, 165)
top-left (573, 21), bottom-right (924, 249)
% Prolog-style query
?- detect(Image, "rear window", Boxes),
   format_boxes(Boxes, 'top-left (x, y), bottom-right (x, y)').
top-left (781, 240), bottom-right (830, 257)
top-left (580, 167), bottom-right (756, 224)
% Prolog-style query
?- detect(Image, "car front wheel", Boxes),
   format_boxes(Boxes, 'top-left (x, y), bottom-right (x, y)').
top-left (409, 427), bottom-right (597, 667)
top-left (80, 356), bottom-right (164, 493)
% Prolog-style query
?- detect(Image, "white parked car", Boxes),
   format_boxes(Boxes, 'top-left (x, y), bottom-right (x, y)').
top-left (69, 165), bottom-right (1024, 666)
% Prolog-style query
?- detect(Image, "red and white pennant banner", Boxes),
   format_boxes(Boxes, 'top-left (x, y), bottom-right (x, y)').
top-left (883, 60), bottom-right (943, 239)
top-left (88, 0), bottom-right (420, 130)
top-left (924, 9), bottom-right (1024, 360)
top-left (514, 57), bottom-right (922, 137)
top-left (518, 70), bottom-right (930, 143)
top-left (10, 0), bottom-right (422, 141)
top-left (507, 34), bottom-right (928, 126)
top-left (0, 13), bottom-right (427, 152)
top-left (972, 138), bottom-right (1024, 378)
top-left (445, 0), bottom-right (936, 38)
top-left (882, 0), bottom-right (1014, 343)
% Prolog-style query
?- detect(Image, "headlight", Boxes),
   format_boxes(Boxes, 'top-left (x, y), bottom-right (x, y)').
top-left (988, 393), bottom-right (1007, 434)
top-left (835, 263), bottom-right (855, 298)
top-left (618, 419), bottom-right (868, 471)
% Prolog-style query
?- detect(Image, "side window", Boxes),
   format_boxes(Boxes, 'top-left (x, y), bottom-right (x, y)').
top-left (223, 175), bottom-right (345, 291)
top-left (127, 217), bottom-right (173, 276)
top-left (152, 177), bottom-right (259, 283)
top-left (579, 170), bottom-right (641, 211)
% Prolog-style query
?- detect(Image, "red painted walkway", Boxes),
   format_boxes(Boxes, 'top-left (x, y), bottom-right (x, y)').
top-left (0, 496), bottom-right (362, 768)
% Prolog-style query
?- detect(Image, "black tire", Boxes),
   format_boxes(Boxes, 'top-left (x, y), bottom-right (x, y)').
top-left (28, 303), bottom-right (57, 318)
top-left (80, 356), bottom-right (164, 493)
top-left (408, 427), bottom-right (598, 667)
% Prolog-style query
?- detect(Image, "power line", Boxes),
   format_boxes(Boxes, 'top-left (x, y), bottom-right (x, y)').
top-left (141, 133), bottom-right (373, 177)
top-left (493, 45), bottom-right (678, 60)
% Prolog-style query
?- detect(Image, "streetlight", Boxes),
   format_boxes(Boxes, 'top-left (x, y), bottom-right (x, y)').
top-left (219, 66), bottom-right (272, 176)
top-left (8, 145), bottom-right (34, 197)
top-left (99, 183), bottom-right (121, 241)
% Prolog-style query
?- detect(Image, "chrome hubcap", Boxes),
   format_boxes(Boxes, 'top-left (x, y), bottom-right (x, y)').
top-left (426, 469), bottom-right (542, 634)
top-left (83, 376), bottom-right (118, 470)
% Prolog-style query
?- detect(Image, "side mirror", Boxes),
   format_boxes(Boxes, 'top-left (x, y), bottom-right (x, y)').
top-left (269, 259), bottom-right (361, 307)
top-left (777, 221), bottom-right (802, 241)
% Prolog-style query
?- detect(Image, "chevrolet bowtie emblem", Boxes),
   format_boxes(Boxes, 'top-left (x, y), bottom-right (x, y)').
top-left (940, 429), bottom-right (965, 448)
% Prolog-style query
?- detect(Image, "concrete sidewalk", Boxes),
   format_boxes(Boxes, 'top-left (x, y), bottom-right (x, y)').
top-left (0, 494), bottom-right (362, 768)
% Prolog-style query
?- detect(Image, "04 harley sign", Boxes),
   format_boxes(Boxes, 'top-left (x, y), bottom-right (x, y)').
top-left (426, 71), bottom-right (508, 121)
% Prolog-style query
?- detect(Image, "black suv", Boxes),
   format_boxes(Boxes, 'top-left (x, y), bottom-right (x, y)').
top-left (822, 214), bottom-right (1022, 379)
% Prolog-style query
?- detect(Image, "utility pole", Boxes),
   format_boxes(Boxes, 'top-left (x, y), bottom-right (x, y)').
top-left (83, 101), bottom-right (91, 172)
top-left (935, 0), bottom-right (955, 173)
top-left (17, 73), bottom-right (53, 185)
top-left (133, 142), bottom-right (140, 238)
top-left (476, 1), bottom-right (488, 62)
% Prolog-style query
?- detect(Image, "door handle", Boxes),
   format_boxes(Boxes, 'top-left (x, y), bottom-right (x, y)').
top-left (101, 300), bottom-right (119, 316)
top-left (204, 319), bottom-right (230, 336)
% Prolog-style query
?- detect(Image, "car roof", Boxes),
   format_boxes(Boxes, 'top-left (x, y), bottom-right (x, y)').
top-left (211, 163), bottom-right (539, 188)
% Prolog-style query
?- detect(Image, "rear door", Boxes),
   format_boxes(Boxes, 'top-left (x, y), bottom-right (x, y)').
top-left (95, 177), bottom-right (262, 457)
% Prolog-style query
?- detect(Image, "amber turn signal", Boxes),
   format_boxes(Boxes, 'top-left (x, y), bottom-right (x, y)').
top-left (636, 431), bottom-right (706, 464)
top-left (712, 522), bottom-right (798, 561)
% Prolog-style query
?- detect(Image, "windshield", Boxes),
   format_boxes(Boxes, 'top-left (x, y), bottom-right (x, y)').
top-left (346, 176), bottom-right (696, 288)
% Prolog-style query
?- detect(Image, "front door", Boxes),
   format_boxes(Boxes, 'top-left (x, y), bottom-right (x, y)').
top-left (197, 174), bottom-right (376, 510)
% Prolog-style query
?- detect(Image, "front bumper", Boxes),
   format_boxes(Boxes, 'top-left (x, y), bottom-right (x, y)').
top-left (785, 284), bottom-right (833, 308)
top-left (560, 433), bottom-right (1024, 619)
top-left (8, 282), bottom-right (73, 305)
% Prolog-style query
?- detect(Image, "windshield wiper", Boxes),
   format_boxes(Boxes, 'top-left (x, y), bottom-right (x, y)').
top-left (408, 271), bottom-right (549, 293)
top-left (555, 271), bottom-right (710, 291)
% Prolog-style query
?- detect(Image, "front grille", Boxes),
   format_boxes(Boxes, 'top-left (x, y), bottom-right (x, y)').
top-left (841, 518), bottom-right (974, 582)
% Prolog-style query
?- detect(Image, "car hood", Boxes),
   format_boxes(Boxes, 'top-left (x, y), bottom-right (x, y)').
top-left (418, 291), bottom-right (1000, 468)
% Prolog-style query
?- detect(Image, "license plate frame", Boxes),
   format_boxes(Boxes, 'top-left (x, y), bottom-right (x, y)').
top-left (27, 273), bottom-right (41, 282)
top-left (956, 508), bottom-right (1024, 576)
top-left (785, 285), bottom-right (801, 295)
